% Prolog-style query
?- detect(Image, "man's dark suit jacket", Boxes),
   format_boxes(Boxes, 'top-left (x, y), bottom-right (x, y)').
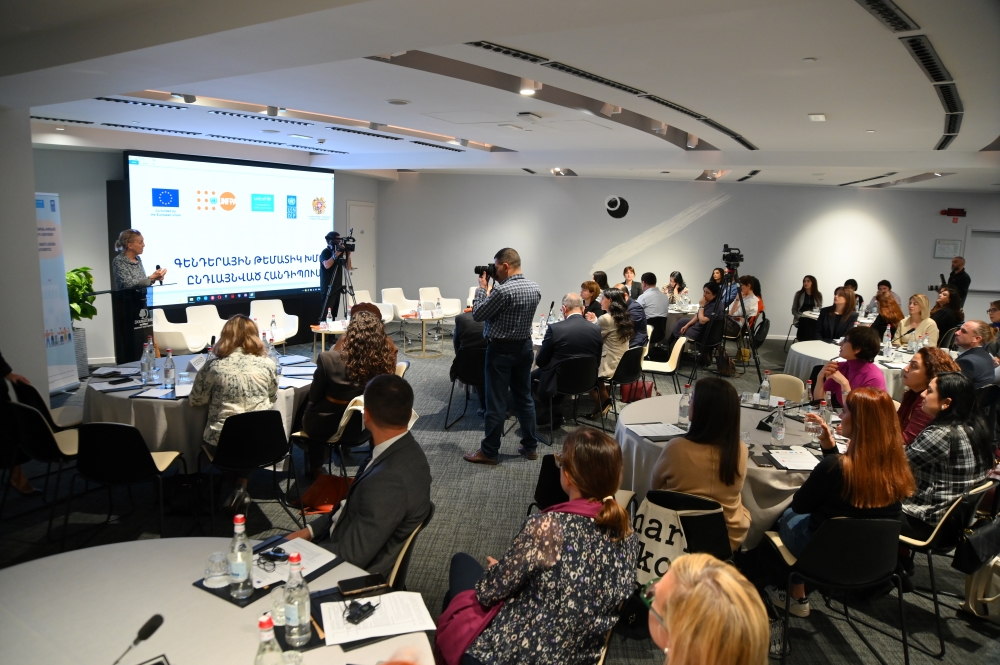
top-left (624, 283), bottom-right (641, 301)
top-left (957, 346), bottom-right (994, 389)
top-left (450, 312), bottom-right (486, 381)
top-left (311, 432), bottom-right (432, 576)
top-left (626, 298), bottom-right (649, 348)
top-left (534, 314), bottom-right (603, 399)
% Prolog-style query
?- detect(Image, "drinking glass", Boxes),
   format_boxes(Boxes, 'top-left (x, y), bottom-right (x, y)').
top-left (177, 371), bottom-right (192, 385)
top-left (740, 391), bottom-right (752, 404)
top-left (203, 552), bottom-right (229, 588)
top-left (282, 653), bottom-right (303, 665)
top-left (805, 420), bottom-right (821, 443)
top-left (740, 429), bottom-right (752, 445)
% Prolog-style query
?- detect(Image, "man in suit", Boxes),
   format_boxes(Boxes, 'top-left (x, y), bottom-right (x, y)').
top-left (954, 320), bottom-right (996, 389)
top-left (288, 374), bottom-right (432, 576)
top-left (614, 283), bottom-right (649, 348)
top-left (450, 311), bottom-right (488, 415)
top-left (532, 293), bottom-right (603, 430)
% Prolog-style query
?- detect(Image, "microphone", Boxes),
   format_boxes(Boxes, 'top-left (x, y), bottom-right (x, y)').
top-left (112, 614), bottom-right (163, 665)
top-left (155, 265), bottom-right (164, 286)
top-left (545, 300), bottom-right (555, 326)
top-left (892, 327), bottom-right (916, 344)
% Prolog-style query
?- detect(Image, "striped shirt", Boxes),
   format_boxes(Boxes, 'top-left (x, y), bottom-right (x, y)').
top-left (903, 423), bottom-right (989, 524)
top-left (472, 274), bottom-right (541, 341)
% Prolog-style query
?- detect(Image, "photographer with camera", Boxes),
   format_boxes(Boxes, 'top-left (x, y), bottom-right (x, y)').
top-left (463, 248), bottom-right (542, 466)
top-left (320, 231), bottom-right (353, 317)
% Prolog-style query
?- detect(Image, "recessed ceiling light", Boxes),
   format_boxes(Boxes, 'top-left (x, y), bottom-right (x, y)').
top-left (808, 114), bottom-right (826, 122)
top-left (447, 138), bottom-right (469, 147)
top-left (866, 129), bottom-right (876, 133)
top-left (386, 99), bottom-right (410, 105)
top-left (131, 121), bottom-right (140, 125)
top-left (260, 129), bottom-right (279, 134)
top-left (288, 133), bottom-right (312, 139)
top-left (802, 57), bottom-right (818, 62)
top-left (498, 123), bottom-right (523, 130)
top-left (934, 173), bottom-right (942, 176)
top-left (660, 171), bottom-right (670, 174)
top-left (55, 126), bottom-right (65, 131)
top-left (170, 93), bottom-right (197, 103)
top-left (520, 78), bottom-right (541, 95)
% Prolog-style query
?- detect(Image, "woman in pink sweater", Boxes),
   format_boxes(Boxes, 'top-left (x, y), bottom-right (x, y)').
top-left (814, 326), bottom-right (885, 407)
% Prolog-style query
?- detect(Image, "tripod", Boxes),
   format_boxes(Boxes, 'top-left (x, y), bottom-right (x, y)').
top-left (689, 265), bottom-right (762, 384)
top-left (317, 250), bottom-right (356, 323)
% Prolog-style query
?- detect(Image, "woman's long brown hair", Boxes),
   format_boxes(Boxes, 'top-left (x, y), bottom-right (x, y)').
top-left (341, 311), bottom-right (396, 384)
top-left (213, 315), bottom-right (266, 359)
top-left (560, 427), bottom-right (632, 542)
top-left (877, 292), bottom-right (904, 327)
top-left (841, 387), bottom-right (915, 508)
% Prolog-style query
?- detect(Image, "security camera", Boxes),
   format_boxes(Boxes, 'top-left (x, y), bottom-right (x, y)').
top-left (606, 196), bottom-right (629, 219)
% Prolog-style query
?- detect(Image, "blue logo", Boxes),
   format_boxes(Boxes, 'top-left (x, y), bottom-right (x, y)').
top-left (286, 195), bottom-right (297, 219)
top-left (50, 199), bottom-right (56, 212)
top-left (36, 199), bottom-right (44, 208)
top-left (251, 193), bottom-right (274, 212)
top-left (128, 159), bottom-right (139, 165)
top-left (152, 188), bottom-right (179, 207)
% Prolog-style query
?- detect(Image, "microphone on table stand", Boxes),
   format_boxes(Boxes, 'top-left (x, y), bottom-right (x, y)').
top-left (155, 265), bottom-right (164, 286)
top-left (544, 300), bottom-right (555, 326)
top-left (112, 614), bottom-right (164, 665)
top-left (891, 327), bottom-right (916, 345)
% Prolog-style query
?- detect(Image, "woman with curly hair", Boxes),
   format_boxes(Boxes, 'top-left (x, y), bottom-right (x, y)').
top-left (303, 311), bottom-right (398, 477)
top-left (588, 289), bottom-right (634, 417)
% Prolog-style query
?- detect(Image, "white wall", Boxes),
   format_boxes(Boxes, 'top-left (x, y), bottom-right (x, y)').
top-left (33, 148), bottom-right (124, 364)
top-left (377, 173), bottom-right (1000, 337)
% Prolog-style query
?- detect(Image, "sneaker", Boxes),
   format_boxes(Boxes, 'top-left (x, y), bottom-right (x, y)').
top-left (768, 618), bottom-right (789, 658)
top-left (766, 585), bottom-right (810, 617)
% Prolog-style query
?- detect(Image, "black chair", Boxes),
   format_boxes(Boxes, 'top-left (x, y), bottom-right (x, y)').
top-left (783, 321), bottom-right (797, 352)
top-left (765, 519), bottom-right (908, 665)
top-left (444, 347), bottom-right (486, 429)
top-left (63, 423), bottom-right (187, 548)
top-left (526, 454), bottom-right (569, 514)
top-left (291, 409), bottom-right (373, 478)
top-left (11, 380), bottom-right (83, 432)
top-left (545, 355), bottom-right (600, 440)
top-left (751, 311), bottom-right (770, 351)
top-left (0, 401), bottom-right (31, 519)
top-left (646, 490), bottom-right (732, 562)
top-left (938, 326), bottom-right (960, 350)
top-left (899, 480), bottom-right (994, 657)
top-left (605, 346), bottom-right (645, 430)
top-left (200, 410), bottom-right (305, 530)
top-left (685, 318), bottom-right (726, 383)
top-left (387, 501), bottom-right (435, 591)
top-left (647, 316), bottom-right (668, 347)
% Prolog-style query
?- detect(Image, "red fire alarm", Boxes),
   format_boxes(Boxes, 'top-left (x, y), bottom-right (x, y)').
top-left (940, 208), bottom-right (966, 217)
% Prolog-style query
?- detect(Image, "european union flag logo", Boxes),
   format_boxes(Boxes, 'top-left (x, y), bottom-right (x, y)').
top-left (152, 188), bottom-right (179, 207)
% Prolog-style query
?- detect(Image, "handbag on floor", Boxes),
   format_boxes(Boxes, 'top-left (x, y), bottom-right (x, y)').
top-left (952, 513), bottom-right (1000, 574)
top-left (716, 347), bottom-right (736, 377)
top-left (960, 556), bottom-right (1000, 623)
top-left (621, 379), bottom-right (656, 403)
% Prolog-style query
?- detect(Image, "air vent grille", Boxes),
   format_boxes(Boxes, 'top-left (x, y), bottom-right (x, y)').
top-left (411, 140), bottom-right (463, 152)
top-left (102, 123), bottom-right (199, 135)
top-left (900, 36), bottom-right (953, 83)
top-left (853, 0), bottom-right (920, 32)
top-left (327, 126), bottom-right (402, 140)
top-left (697, 117), bottom-right (740, 137)
top-left (206, 134), bottom-right (284, 146)
top-left (95, 97), bottom-right (187, 110)
top-left (31, 116), bottom-right (94, 124)
top-left (934, 134), bottom-right (956, 150)
top-left (737, 170), bottom-right (761, 182)
top-left (838, 172), bottom-right (898, 186)
top-left (207, 110), bottom-right (313, 126)
top-left (287, 145), bottom-right (348, 154)
top-left (638, 95), bottom-right (704, 120)
top-left (540, 62), bottom-right (647, 96)
top-left (465, 41), bottom-right (549, 64)
top-left (943, 113), bottom-right (963, 135)
top-left (934, 83), bottom-right (963, 114)
top-left (732, 136), bottom-right (759, 150)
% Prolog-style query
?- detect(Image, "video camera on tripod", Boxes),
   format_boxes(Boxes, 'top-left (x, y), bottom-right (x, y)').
top-left (722, 244), bottom-right (744, 270)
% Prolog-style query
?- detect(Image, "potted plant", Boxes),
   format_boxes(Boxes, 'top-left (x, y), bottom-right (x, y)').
top-left (66, 267), bottom-right (97, 378)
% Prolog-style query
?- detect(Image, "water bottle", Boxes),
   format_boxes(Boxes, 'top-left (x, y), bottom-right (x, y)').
top-left (539, 314), bottom-right (547, 337)
top-left (800, 380), bottom-right (812, 415)
top-left (908, 335), bottom-right (916, 354)
top-left (882, 327), bottom-right (892, 357)
top-left (283, 552), bottom-right (312, 648)
top-left (270, 314), bottom-right (278, 340)
top-left (922, 334), bottom-right (931, 349)
top-left (228, 514), bottom-right (252, 600)
top-left (435, 297), bottom-right (442, 315)
top-left (254, 615), bottom-right (283, 665)
top-left (771, 401), bottom-right (786, 444)
top-left (140, 343), bottom-right (151, 384)
top-left (820, 400), bottom-right (832, 426)
top-left (758, 370), bottom-right (771, 404)
top-left (417, 301), bottom-right (423, 319)
top-left (163, 349), bottom-right (175, 390)
top-left (326, 308), bottom-right (334, 329)
top-left (678, 384), bottom-right (691, 426)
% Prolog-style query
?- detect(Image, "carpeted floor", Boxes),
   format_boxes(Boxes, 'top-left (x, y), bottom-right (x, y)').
top-left (3, 333), bottom-right (999, 664)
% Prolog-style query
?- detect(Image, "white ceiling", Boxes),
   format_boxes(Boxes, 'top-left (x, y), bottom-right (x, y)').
top-left (12, 0), bottom-right (1000, 191)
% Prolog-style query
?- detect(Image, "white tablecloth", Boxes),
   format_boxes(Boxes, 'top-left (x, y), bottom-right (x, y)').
top-left (83, 355), bottom-right (311, 468)
top-left (784, 340), bottom-right (908, 400)
top-left (0, 537), bottom-right (433, 665)
top-left (615, 395), bottom-right (812, 549)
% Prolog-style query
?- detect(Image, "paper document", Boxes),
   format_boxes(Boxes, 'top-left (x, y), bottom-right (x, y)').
top-left (136, 388), bottom-right (172, 398)
top-left (187, 355), bottom-right (206, 373)
top-left (278, 355), bottom-right (311, 366)
top-left (629, 423), bottom-right (686, 438)
top-left (281, 366), bottom-right (317, 377)
top-left (768, 447), bottom-right (820, 471)
top-left (174, 384), bottom-right (193, 398)
top-left (92, 366), bottom-right (140, 377)
top-left (321, 591), bottom-right (436, 646)
top-left (278, 377), bottom-right (313, 389)
top-left (91, 379), bottom-right (144, 392)
top-left (252, 538), bottom-right (337, 589)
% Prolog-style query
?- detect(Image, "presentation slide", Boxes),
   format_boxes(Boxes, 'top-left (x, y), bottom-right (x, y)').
top-left (126, 152), bottom-right (334, 307)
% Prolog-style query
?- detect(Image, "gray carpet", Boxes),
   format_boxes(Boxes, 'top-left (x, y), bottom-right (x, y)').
top-left (3, 335), bottom-right (999, 664)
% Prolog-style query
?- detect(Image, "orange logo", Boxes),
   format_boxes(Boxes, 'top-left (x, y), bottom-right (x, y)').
top-left (220, 192), bottom-right (237, 211)
top-left (312, 197), bottom-right (326, 215)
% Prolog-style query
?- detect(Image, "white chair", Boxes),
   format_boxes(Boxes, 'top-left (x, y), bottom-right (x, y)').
top-left (642, 336), bottom-right (687, 394)
top-left (381, 288), bottom-right (419, 339)
top-left (249, 300), bottom-right (299, 349)
top-left (373, 302), bottom-right (394, 324)
top-left (352, 290), bottom-right (373, 304)
top-left (769, 374), bottom-right (805, 403)
top-left (152, 309), bottom-right (209, 355)
top-left (185, 304), bottom-right (227, 344)
top-left (467, 286), bottom-right (478, 308)
top-left (418, 287), bottom-right (463, 317)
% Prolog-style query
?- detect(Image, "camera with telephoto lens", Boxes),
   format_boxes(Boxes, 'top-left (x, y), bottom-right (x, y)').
top-left (722, 244), bottom-right (744, 269)
top-left (474, 264), bottom-right (497, 280)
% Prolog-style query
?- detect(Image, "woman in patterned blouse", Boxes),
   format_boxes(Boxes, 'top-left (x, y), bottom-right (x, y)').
top-left (111, 229), bottom-right (166, 291)
top-left (440, 427), bottom-right (639, 665)
top-left (190, 315), bottom-right (277, 510)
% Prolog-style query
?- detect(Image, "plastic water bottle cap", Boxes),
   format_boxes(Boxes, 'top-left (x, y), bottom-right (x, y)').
top-left (233, 514), bottom-right (246, 525)
top-left (288, 552), bottom-right (302, 564)
top-left (259, 615), bottom-right (274, 630)
top-left (820, 401), bottom-right (827, 406)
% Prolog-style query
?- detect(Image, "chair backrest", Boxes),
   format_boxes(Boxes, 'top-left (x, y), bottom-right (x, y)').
top-left (647, 317), bottom-right (668, 345)
top-left (329, 408), bottom-right (373, 447)
top-left (11, 380), bottom-right (59, 431)
top-left (646, 490), bottom-right (732, 561)
top-left (696, 318), bottom-right (726, 349)
top-left (467, 286), bottom-right (477, 307)
top-left (152, 308), bottom-right (175, 331)
top-left (212, 410), bottom-right (289, 470)
top-left (751, 311), bottom-right (770, 349)
top-left (456, 347), bottom-right (487, 386)
top-left (794, 518), bottom-right (901, 586)
top-left (388, 501), bottom-right (435, 590)
top-left (418, 287), bottom-right (442, 302)
top-left (381, 288), bottom-right (409, 309)
top-left (186, 305), bottom-right (226, 342)
top-left (925, 481), bottom-right (994, 552)
top-left (249, 300), bottom-right (286, 328)
top-left (353, 290), bottom-right (373, 303)
top-left (7, 402), bottom-right (66, 463)
top-left (769, 374), bottom-right (805, 403)
top-left (77, 423), bottom-right (160, 484)
top-left (0, 401), bottom-right (30, 469)
top-left (555, 356), bottom-right (600, 396)
top-left (939, 326), bottom-right (960, 349)
top-left (611, 346), bottom-right (645, 385)
top-left (395, 361), bottom-right (410, 378)
top-left (534, 455), bottom-right (570, 510)
top-left (665, 336), bottom-right (687, 372)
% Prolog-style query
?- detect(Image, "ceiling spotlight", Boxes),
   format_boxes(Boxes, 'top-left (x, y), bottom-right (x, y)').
top-left (55, 126), bottom-right (65, 131)
top-left (288, 134), bottom-right (312, 139)
top-left (386, 99), bottom-right (410, 105)
top-left (260, 129), bottom-right (280, 134)
top-left (651, 121), bottom-right (669, 135)
top-left (316, 138), bottom-right (326, 144)
top-left (802, 57), bottom-right (818, 62)
top-left (368, 122), bottom-right (386, 131)
top-left (170, 93), bottom-right (197, 103)
top-left (599, 103), bottom-right (622, 117)
top-left (866, 129), bottom-right (876, 133)
top-left (686, 133), bottom-right (699, 149)
top-left (808, 113), bottom-right (826, 121)
top-left (660, 171), bottom-right (670, 174)
top-left (130, 121), bottom-right (140, 125)
top-left (520, 78), bottom-right (542, 95)
top-left (498, 123), bottom-right (524, 130)
top-left (934, 172), bottom-right (942, 176)
top-left (265, 106), bottom-right (279, 116)
top-left (447, 138), bottom-right (469, 147)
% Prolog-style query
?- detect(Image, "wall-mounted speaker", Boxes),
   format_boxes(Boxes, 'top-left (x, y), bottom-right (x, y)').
top-left (606, 196), bottom-right (629, 219)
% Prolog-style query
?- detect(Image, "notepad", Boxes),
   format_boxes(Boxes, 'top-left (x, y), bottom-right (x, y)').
top-left (91, 379), bottom-right (145, 392)
top-left (278, 377), bottom-right (312, 389)
top-left (628, 423), bottom-right (687, 438)
top-left (278, 355), bottom-right (311, 366)
top-left (321, 591), bottom-right (435, 646)
top-left (174, 384), bottom-right (193, 398)
top-left (768, 447), bottom-right (820, 471)
top-left (281, 366), bottom-right (317, 377)
top-left (252, 538), bottom-right (337, 589)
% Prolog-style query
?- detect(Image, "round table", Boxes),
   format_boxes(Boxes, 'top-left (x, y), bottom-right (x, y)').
top-left (311, 324), bottom-right (348, 361)
top-left (402, 316), bottom-right (445, 358)
top-left (614, 395), bottom-right (812, 549)
top-left (83, 355), bottom-right (312, 469)
top-left (784, 340), bottom-right (909, 400)
top-left (0, 538), bottom-right (432, 665)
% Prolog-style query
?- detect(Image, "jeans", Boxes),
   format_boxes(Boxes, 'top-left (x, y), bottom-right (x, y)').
top-left (482, 339), bottom-right (538, 458)
top-left (778, 507), bottom-right (814, 559)
top-left (443, 552), bottom-right (486, 612)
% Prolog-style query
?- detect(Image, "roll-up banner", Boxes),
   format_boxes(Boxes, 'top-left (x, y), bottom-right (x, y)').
top-left (36, 193), bottom-right (80, 394)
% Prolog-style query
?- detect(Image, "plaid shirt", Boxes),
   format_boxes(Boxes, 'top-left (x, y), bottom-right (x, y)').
top-left (903, 424), bottom-right (990, 524)
top-left (472, 273), bottom-right (541, 341)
